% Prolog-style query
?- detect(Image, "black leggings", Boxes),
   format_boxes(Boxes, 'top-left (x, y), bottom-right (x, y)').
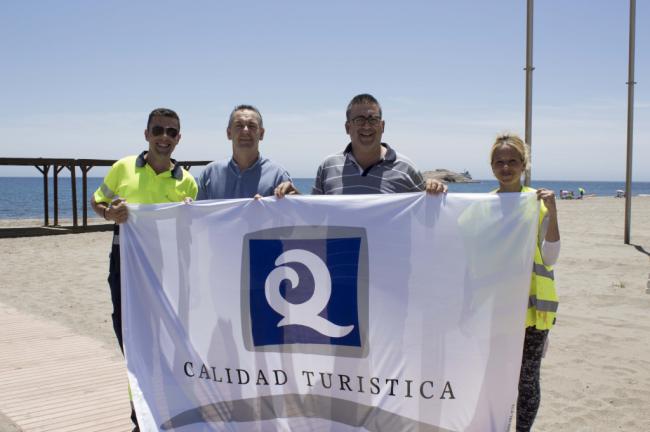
top-left (517, 326), bottom-right (549, 432)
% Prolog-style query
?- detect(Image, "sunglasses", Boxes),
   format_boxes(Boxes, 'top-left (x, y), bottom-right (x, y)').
top-left (150, 125), bottom-right (179, 138)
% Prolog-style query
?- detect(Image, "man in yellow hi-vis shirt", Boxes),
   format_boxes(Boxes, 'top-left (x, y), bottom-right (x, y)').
top-left (91, 108), bottom-right (197, 431)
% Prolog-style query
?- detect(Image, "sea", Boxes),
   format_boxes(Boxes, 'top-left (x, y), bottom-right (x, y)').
top-left (1, 177), bottom-right (649, 220)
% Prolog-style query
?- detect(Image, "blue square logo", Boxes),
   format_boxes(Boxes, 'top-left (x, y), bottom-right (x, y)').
top-left (241, 226), bottom-right (368, 357)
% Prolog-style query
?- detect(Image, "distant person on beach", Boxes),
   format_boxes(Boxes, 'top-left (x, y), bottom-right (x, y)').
top-left (90, 107), bottom-right (197, 431)
top-left (274, 93), bottom-right (446, 196)
top-left (490, 133), bottom-right (560, 432)
top-left (196, 104), bottom-right (293, 199)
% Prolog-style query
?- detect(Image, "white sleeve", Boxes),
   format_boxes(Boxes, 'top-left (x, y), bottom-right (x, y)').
top-left (539, 213), bottom-right (560, 266)
top-left (541, 239), bottom-right (561, 266)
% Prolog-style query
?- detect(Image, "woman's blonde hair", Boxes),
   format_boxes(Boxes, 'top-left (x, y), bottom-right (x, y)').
top-left (489, 132), bottom-right (530, 171)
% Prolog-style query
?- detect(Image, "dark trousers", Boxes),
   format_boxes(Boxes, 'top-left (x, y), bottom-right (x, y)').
top-left (108, 241), bottom-right (124, 352)
top-left (516, 326), bottom-right (549, 432)
top-left (107, 228), bottom-right (139, 430)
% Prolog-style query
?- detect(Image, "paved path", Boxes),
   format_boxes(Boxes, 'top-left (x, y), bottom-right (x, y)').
top-left (0, 304), bottom-right (132, 432)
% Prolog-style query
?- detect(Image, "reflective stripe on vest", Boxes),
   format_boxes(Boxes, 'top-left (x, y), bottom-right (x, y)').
top-left (533, 262), bottom-right (554, 280)
top-left (528, 295), bottom-right (559, 312)
top-left (100, 183), bottom-right (115, 200)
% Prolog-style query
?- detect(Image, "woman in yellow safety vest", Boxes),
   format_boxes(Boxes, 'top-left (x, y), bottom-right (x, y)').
top-left (490, 133), bottom-right (560, 432)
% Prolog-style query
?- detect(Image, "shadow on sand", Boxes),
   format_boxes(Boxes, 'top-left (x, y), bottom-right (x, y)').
top-left (630, 244), bottom-right (650, 257)
top-left (0, 224), bottom-right (113, 238)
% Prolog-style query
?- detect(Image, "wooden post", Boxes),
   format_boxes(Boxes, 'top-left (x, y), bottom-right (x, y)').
top-left (81, 165), bottom-right (92, 227)
top-left (53, 164), bottom-right (59, 226)
top-left (35, 164), bottom-right (51, 226)
top-left (53, 165), bottom-right (65, 226)
top-left (69, 163), bottom-right (78, 227)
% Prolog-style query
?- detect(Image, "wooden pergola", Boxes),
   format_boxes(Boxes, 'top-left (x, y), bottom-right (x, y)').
top-left (0, 157), bottom-right (210, 228)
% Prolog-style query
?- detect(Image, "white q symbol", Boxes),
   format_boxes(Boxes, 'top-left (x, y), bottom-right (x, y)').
top-left (264, 249), bottom-right (354, 338)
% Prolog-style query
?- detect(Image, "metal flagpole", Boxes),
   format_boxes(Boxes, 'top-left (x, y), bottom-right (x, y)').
top-left (624, 0), bottom-right (636, 244)
top-left (524, 0), bottom-right (534, 186)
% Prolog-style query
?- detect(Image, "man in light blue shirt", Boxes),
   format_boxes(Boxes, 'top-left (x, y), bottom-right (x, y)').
top-left (197, 105), bottom-right (292, 199)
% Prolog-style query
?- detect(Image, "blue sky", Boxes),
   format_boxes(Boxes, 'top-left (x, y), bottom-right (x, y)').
top-left (0, 0), bottom-right (648, 180)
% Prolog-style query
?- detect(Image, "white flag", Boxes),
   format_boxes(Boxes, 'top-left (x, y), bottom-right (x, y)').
top-left (120, 192), bottom-right (538, 432)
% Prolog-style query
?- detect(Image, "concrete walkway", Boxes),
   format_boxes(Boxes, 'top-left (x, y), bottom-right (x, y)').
top-left (0, 304), bottom-right (132, 432)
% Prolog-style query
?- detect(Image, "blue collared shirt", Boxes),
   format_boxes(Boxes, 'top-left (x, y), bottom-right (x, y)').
top-left (196, 155), bottom-right (292, 200)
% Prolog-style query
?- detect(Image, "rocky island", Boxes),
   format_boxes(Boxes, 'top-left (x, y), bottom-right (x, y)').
top-left (423, 169), bottom-right (478, 183)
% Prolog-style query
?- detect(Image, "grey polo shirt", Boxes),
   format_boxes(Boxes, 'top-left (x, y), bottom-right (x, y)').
top-left (312, 143), bottom-right (425, 195)
top-left (196, 155), bottom-right (292, 199)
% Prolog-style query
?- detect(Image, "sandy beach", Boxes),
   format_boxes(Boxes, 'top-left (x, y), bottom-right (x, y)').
top-left (1, 197), bottom-right (649, 431)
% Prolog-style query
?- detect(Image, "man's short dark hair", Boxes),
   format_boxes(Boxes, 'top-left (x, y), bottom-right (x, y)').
top-left (228, 104), bottom-right (263, 128)
top-left (346, 94), bottom-right (382, 120)
top-left (147, 108), bottom-right (180, 129)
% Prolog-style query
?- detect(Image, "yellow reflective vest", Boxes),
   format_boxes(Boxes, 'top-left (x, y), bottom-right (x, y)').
top-left (523, 186), bottom-right (559, 330)
top-left (492, 186), bottom-right (559, 329)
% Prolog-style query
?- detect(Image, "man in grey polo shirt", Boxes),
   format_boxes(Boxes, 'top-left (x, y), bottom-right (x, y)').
top-left (275, 94), bottom-right (445, 196)
top-left (197, 104), bottom-right (292, 199)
